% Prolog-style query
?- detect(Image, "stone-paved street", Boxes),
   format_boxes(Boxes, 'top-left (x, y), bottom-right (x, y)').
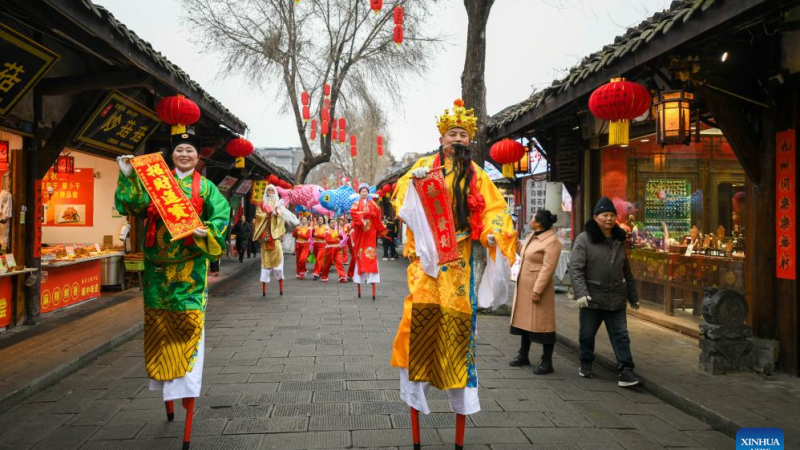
top-left (0, 255), bottom-right (736, 450)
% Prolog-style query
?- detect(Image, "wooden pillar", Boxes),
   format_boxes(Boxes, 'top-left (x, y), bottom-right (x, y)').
top-left (10, 145), bottom-right (26, 325)
top-left (25, 90), bottom-right (43, 323)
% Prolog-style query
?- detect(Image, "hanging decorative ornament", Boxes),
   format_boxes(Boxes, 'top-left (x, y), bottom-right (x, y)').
top-left (490, 138), bottom-right (526, 178)
top-left (301, 91), bottom-right (310, 107)
top-left (321, 120), bottom-right (329, 137)
top-left (376, 135), bottom-right (384, 157)
top-left (393, 5), bottom-right (404, 25)
top-left (370, 0), bottom-right (382, 14)
top-left (323, 98), bottom-right (330, 111)
top-left (393, 24), bottom-right (404, 46)
top-left (338, 131), bottom-right (346, 144)
top-left (321, 108), bottom-right (330, 123)
top-left (338, 117), bottom-right (346, 134)
top-left (331, 126), bottom-right (338, 141)
top-left (226, 137), bottom-right (254, 169)
top-left (310, 118), bottom-right (317, 141)
top-left (588, 77), bottom-right (650, 146)
top-left (302, 105), bottom-right (310, 122)
top-left (156, 94), bottom-right (201, 135)
top-left (324, 83), bottom-right (331, 98)
top-left (350, 134), bottom-right (358, 157)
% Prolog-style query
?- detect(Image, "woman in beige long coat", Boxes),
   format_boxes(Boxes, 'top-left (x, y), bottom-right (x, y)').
top-left (509, 210), bottom-right (562, 374)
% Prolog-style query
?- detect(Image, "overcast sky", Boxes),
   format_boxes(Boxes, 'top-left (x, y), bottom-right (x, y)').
top-left (101, 0), bottom-right (673, 156)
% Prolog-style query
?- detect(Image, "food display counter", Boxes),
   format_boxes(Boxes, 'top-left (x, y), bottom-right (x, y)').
top-left (628, 248), bottom-right (745, 316)
top-left (40, 251), bottom-right (124, 314)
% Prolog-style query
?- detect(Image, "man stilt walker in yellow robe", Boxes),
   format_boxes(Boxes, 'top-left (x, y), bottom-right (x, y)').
top-left (391, 99), bottom-right (516, 450)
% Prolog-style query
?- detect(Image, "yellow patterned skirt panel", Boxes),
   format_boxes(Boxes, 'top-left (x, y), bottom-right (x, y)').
top-left (261, 240), bottom-right (283, 269)
top-left (144, 308), bottom-right (204, 381)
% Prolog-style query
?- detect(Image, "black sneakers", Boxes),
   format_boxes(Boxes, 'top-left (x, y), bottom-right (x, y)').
top-left (509, 356), bottom-right (531, 367)
top-left (533, 359), bottom-right (554, 375)
top-left (578, 362), bottom-right (594, 378)
top-left (617, 368), bottom-right (643, 388)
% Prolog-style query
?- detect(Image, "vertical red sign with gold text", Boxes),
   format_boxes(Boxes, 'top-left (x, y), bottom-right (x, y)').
top-left (776, 129), bottom-right (796, 280)
top-left (0, 277), bottom-right (11, 328)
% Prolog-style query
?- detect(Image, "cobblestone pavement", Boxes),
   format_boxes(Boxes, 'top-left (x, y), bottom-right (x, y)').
top-left (0, 256), bottom-right (738, 450)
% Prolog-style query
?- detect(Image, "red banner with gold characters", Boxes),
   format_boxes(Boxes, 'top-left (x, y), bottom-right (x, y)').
top-left (413, 168), bottom-right (460, 265)
top-left (0, 277), bottom-right (11, 328)
top-left (40, 261), bottom-right (101, 314)
top-left (130, 153), bottom-right (203, 241)
top-left (776, 129), bottom-right (796, 280)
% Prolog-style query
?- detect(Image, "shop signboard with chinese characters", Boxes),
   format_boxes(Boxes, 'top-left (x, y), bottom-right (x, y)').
top-left (776, 129), bottom-right (796, 280)
top-left (524, 178), bottom-right (547, 234)
top-left (41, 168), bottom-right (94, 227)
top-left (40, 261), bottom-right (101, 314)
top-left (217, 176), bottom-right (238, 193)
top-left (0, 23), bottom-right (60, 117)
top-left (130, 153), bottom-right (203, 241)
top-left (251, 180), bottom-right (267, 204)
top-left (234, 179), bottom-right (253, 196)
top-left (74, 91), bottom-right (159, 154)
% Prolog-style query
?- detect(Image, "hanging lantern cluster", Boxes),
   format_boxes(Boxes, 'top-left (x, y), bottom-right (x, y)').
top-left (156, 94), bottom-right (201, 135)
top-left (393, 6), bottom-right (404, 45)
top-left (301, 90), bottom-right (310, 122)
top-left (370, 0), bottom-right (382, 14)
top-left (377, 182), bottom-right (396, 199)
top-left (338, 118), bottom-right (347, 143)
top-left (226, 137), bottom-right (254, 169)
top-left (55, 155), bottom-right (75, 174)
top-left (350, 134), bottom-right (358, 157)
top-left (490, 138), bottom-right (526, 178)
top-left (588, 77), bottom-right (650, 146)
top-left (267, 174), bottom-right (292, 189)
top-left (376, 135), bottom-right (384, 157)
top-left (654, 89), bottom-right (694, 146)
top-left (310, 118), bottom-right (318, 141)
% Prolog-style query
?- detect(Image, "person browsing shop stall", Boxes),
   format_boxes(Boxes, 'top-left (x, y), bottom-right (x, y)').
top-left (570, 196), bottom-right (643, 388)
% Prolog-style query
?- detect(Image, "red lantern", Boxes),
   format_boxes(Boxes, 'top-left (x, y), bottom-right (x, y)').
top-left (226, 137), bottom-right (253, 169)
top-left (350, 134), bottom-right (357, 146)
top-left (588, 77), bottom-right (650, 146)
top-left (322, 120), bottom-right (329, 136)
top-left (338, 117), bottom-right (346, 132)
top-left (393, 6), bottom-right (404, 25)
top-left (393, 25), bottom-right (403, 46)
top-left (301, 91), bottom-right (310, 106)
top-left (302, 105), bottom-right (310, 122)
top-left (331, 126), bottom-right (338, 141)
top-left (490, 138), bottom-right (526, 178)
top-left (376, 135), bottom-right (384, 157)
top-left (226, 138), bottom-right (254, 158)
top-left (339, 131), bottom-right (346, 144)
top-left (321, 108), bottom-right (330, 122)
top-left (350, 145), bottom-right (357, 158)
top-left (324, 83), bottom-right (331, 98)
top-left (310, 119), bottom-right (317, 141)
top-left (323, 98), bottom-right (330, 111)
top-left (156, 94), bottom-right (201, 134)
top-left (377, 145), bottom-right (384, 157)
top-left (370, 0), bottom-right (382, 13)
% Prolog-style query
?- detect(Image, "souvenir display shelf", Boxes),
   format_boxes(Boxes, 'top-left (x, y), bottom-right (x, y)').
top-left (644, 179), bottom-right (691, 239)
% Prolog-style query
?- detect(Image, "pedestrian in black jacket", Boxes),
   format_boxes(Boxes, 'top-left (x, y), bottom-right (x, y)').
top-left (569, 196), bottom-right (643, 388)
top-left (231, 217), bottom-right (253, 263)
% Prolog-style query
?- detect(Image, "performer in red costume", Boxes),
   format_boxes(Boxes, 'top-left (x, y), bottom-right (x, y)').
top-left (311, 215), bottom-right (327, 280)
top-left (350, 182), bottom-right (387, 300)
top-left (320, 218), bottom-right (347, 282)
top-left (293, 215), bottom-right (312, 278)
top-left (345, 215), bottom-right (357, 280)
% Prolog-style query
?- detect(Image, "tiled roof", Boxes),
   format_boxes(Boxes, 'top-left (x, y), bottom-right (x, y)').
top-left (78, 0), bottom-right (247, 132)
top-left (487, 0), bottom-right (719, 133)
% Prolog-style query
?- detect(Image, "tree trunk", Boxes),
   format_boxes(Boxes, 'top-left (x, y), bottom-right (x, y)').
top-left (461, 0), bottom-right (494, 297)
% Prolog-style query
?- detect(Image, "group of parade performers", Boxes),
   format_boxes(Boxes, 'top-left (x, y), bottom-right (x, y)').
top-left (114, 98), bottom-right (515, 450)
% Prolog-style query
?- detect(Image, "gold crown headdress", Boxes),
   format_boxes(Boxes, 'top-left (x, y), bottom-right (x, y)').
top-left (436, 99), bottom-right (478, 139)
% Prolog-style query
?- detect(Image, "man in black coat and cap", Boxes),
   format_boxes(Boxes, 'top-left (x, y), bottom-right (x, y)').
top-left (569, 196), bottom-right (643, 388)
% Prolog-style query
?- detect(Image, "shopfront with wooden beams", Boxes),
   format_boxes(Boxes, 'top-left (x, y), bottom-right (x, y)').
top-left (0, 0), bottom-right (249, 328)
top-left (488, 0), bottom-right (800, 374)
